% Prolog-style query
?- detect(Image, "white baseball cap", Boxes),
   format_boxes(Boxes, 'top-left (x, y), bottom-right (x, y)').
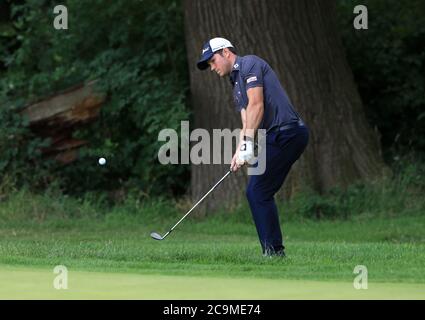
top-left (197, 37), bottom-right (234, 70)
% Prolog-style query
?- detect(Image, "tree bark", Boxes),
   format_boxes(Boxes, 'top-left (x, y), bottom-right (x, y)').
top-left (183, 0), bottom-right (388, 213)
top-left (20, 81), bottom-right (106, 164)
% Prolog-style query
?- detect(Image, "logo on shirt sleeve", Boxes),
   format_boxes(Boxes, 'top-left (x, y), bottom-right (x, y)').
top-left (246, 76), bottom-right (258, 84)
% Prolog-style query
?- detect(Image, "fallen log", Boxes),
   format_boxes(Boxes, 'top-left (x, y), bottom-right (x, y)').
top-left (20, 81), bottom-right (106, 164)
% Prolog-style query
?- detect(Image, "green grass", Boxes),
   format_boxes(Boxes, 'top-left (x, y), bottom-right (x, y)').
top-left (0, 185), bottom-right (424, 299)
top-left (1, 214), bottom-right (424, 282)
top-left (1, 266), bottom-right (424, 299)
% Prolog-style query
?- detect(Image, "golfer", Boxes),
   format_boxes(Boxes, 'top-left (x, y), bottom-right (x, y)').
top-left (197, 37), bottom-right (309, 257)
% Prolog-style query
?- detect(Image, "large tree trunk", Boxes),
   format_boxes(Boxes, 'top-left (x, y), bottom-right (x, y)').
top-left (183, 0), bottom-right (387, 213)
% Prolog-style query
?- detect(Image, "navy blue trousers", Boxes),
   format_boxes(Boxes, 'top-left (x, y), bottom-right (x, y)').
top-left (246, 125), bottom-right (309, 253)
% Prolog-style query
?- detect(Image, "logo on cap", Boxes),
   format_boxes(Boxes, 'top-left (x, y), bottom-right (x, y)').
top-left (202, 47), bottom-right (210, 54)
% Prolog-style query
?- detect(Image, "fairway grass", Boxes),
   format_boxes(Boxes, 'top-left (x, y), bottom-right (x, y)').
top-left (1, 206), bottom-right (425, 299)
top-left (1, 265), bottom-right (424, 299)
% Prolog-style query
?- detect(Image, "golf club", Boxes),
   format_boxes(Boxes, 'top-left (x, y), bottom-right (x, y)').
top-left (150, 169), bottom-right (232, 240)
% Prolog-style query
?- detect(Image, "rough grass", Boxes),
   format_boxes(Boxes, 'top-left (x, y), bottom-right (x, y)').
top-left (0, 190), bottom-right (424, 284)
top-left (0, 164), bottom-right (424, 298)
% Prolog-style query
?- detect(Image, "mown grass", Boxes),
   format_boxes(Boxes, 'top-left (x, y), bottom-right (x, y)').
top-left (0, 162), bottom-right (424, 285)
top-left (0, 196), bottom-right (424, 284)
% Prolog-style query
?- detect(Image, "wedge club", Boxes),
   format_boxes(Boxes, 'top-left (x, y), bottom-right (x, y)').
top-left (150, 169), bottom-right (232, 240)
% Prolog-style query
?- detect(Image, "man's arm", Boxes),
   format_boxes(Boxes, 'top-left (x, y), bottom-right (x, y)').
top-left (244, 87), bottom-right (264, 139)
top-left (230, 109), bottom-right (247, 172)
top-left (240, 108), bottom-right (247, 143)
top-left (230, 87), bottom-right (264, 171)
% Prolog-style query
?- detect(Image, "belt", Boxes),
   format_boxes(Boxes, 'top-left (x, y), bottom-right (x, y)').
top-left (269, 119), bottom-right (305, 133)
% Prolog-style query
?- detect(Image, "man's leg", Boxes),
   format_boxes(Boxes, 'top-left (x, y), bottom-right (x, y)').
top-left (246, 127), bottom-right (309, 254)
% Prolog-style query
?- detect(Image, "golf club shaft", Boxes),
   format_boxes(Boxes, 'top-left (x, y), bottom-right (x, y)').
top-left (163, 170), bottom-right (232, 239)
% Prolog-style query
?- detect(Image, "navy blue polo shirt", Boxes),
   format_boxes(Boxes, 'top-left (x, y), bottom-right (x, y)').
top-left (230, 55), bottom-right (300, 131)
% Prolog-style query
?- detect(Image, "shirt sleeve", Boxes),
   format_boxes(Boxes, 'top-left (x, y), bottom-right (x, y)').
top-left (242, 58), bottom-right (264, 90)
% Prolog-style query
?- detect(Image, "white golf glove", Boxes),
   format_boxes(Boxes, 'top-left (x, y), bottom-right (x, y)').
top-left (237, 139), bottom-right (255, 164)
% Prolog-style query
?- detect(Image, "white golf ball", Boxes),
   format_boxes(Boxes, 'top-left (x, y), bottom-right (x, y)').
top-left (98, 157), bottom-right (106, 165)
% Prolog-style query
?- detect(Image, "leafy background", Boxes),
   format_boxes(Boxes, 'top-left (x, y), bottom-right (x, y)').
top-left (0, 0), bottom-right (190, 199)
top-left (0, 0), bottom-right (424, 202)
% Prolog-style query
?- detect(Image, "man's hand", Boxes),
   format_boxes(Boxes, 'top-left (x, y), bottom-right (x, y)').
top-left (230, 139), bottom-right (254, 172)
top-left (238, 139), bottom-right (254, 162)
top-left (230, 152), bottom-right (241, 172)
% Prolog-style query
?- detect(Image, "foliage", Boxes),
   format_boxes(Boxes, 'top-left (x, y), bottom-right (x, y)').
top-left (337, 0), bottom-right (425, 159)
top-left (0, 0), bottom-right (190, 197)
top-left (1, 0), bottom-right (424, 201)
top-left (284, 158), bottom-right (425, 220)
top-left (0, 101), bottom-right (53, 192)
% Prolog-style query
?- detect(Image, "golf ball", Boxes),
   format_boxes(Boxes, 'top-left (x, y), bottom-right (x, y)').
top-left (98, 157), bottom-right (106, 165)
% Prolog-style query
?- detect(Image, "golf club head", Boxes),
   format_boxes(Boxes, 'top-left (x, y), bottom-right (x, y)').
top-left (150, 232), bottom-right (164, 241)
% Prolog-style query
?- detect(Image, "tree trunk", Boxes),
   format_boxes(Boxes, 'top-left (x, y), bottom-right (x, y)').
top-left (183, 0), bottom-right (388, 213)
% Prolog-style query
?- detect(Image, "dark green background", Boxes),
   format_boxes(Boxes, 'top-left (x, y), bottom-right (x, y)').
top-left (0, 0), bottom-right (424, 199)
